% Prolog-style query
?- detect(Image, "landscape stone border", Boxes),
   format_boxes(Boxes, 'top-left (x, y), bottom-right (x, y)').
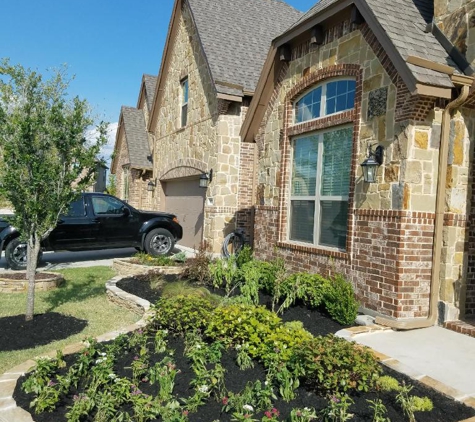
top-left (0, 272), bottom-right (64, 293)
top-left (112, 257), bottom-right (184, 277)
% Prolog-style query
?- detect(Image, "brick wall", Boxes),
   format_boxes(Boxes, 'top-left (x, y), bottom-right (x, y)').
top-left (254, 206), bottom-right (435, 318)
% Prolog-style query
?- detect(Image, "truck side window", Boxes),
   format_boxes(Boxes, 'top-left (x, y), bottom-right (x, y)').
top-left (66, 198), bottom-right (86, 217)
top-left (92, 196), bottom-right (125, 215)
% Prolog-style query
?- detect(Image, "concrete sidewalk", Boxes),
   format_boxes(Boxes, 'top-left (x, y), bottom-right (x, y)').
top-left (337, 325), bottom-right (475, 409)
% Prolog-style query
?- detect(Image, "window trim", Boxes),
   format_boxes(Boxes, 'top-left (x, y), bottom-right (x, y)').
top-left (180, 77), bottom-right (189, 128)
top-left (122, 166), bottom-right (130, 203)
top-left (288, 124), bottom-right (352, 251)
top-left (293, 77), bottom-right (356, 125)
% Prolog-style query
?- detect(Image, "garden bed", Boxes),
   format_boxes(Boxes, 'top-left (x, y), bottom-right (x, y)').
top-left (12, 271), bottom-right (475, 422)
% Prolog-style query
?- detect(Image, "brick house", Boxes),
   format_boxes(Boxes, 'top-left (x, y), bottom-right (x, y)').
top-left (240, 0), bottom-right (475, 327)
top-left (111, 74), bottom-right (157, 210)
top-left (112, 0), bottom-right (301, 252)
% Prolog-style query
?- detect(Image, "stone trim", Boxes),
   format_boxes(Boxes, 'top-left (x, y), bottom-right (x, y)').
top-left (277, 64), bottom-right (363, 259)
top-left (159, 158), bottom-right (208, 180)
top-left (276, 240), bottom-right (349, 260)
top-left (204, 206), bottom-right (238, 214)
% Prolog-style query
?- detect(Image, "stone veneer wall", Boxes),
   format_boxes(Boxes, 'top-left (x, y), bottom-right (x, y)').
top-left (152, 3), bottom-right (244, 253)
top-left (250, 20), bottom-right (473, 319)
top-left (434, 0), bottom-right (475, 65)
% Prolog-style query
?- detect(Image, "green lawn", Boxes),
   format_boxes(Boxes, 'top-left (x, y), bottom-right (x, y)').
top-left (0, 266), bottom-right (140, 374)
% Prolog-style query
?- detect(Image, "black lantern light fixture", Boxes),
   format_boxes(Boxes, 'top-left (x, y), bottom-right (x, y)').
top-left (199, 169), bottom-right (213, 188)
top-left (147, 180), bottom-right (156, 192)
top-left (361, 144), bottom-right (384, 183)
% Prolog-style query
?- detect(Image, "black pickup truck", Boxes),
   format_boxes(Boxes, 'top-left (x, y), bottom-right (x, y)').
top-left (0, 193), bottom-right (183, 270)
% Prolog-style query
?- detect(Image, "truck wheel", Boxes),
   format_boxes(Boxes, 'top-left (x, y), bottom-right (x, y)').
top-left (144, 228), bottom-right (175, 256)
top-left (5, 238), bottom-right (27, 270)
top-left (5, 238), bottom-right (43, 271)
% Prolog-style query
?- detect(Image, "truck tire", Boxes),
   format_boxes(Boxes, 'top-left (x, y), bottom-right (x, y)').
top-left (144, 228), bottom-right (175, 256)
top-left (5, 238), bottom-right (43, 271)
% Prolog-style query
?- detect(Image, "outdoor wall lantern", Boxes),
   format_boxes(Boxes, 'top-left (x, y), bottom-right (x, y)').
top-left (361, 144), bottom-right (384, 183)
top-left (199, 169), bottom-right (213, 188)
top-left (147, 180), bottom-right (156, 192)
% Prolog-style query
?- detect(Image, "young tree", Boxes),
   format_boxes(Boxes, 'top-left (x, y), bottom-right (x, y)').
top-left (0, 59), bottom-right (107, 321)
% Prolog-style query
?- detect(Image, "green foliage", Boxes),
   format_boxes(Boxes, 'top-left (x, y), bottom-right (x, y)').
top-left (273, 273), bottom-right (331, 314)
top-left (106, 173), bottom-right (117, 196)
top-left (396, 382), bottom-right (433, 422)
top-left (295, 335), bottom-right (382, 393)
top-left (323, 274), bottom-right (359, 325)
top-left (367, 398), bottom-right (390, 422)
top-left (0, 59), bottom-right (107, 318)
top-left (236, 244), bottom-right (253, 268)
top-left (150, 295), bottom-right (214, 334)
top-left (209, 255), bottom-right (239, 294)
top-left (238, 259), bottom-right (283, 295)
top-left (132, 252), bottom-right (176, 267)
top-left (181, 241), bottom-right (212, 285)
top-left (289, 407), bottom-right (318, 421)
top-left (320, 393), bottom-right (354, 421)
top-left (376, 375), bottom-right (401, 392)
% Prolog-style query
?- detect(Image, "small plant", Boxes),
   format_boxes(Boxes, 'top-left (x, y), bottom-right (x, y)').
top-left (320, 393), bottom-right (354, 421)
top-left (149, 357), bottom-right (180, 401)
top-left (290, 407), bottom-right (318, 421)
top-left (396, 382), bottom-right (433, 422)
top-left (209, 255), bottom-right (239, 294)
top-left (172, 251), bottom-right (187, 263)
top-left (262, 407), bottom-right (280, 421)
top-left (132, 251), bottom-right (176, 266)
top-left (236, 343), bottom-right (255, 370)
top-left (181, 241), bottom-right (213, 285)
top-left (376, 375), bottom-right (401, 392)
top-left (323, 274), bottom-right (359, 325)
top-left (236, 244), bottom-right (253, 267)
top-left (367, 398), bottom-right (390, 422)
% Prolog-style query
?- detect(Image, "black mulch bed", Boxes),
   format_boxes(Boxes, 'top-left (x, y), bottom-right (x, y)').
top-left (11, 274), bottom-right (475, 421)
top-left (0, 312), bottom-right (87, 352)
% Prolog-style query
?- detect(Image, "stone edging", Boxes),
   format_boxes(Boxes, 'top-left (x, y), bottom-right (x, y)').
top-left (336, 326), bottom-right (475, 417)
top-left (0, 275), bottom-right (153, 422)
top-left (0, 272), bottom-right (64, 294)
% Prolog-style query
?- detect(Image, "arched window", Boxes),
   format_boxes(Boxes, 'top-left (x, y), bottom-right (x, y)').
top-left (295, 79), bottom-right (356, 123)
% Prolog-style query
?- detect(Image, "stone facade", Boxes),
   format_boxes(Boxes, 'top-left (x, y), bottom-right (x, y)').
top-left (151, 3), bottom-right (246, 253)
top-left (249, 19), bottom-right (475, 320)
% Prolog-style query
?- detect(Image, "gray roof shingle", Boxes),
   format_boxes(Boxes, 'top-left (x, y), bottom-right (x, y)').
top-left (187, 0), bottom-right (303, 95)
top-left (121, 106), bottom-right (153, 170)
top-left (285, 0), bottom-right (460, 88)
top-left (143, 74), bottom-right (157, 111)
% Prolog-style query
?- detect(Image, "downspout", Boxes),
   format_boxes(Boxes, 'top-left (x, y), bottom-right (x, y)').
top-left (375, 84), bottom-right (470, 329)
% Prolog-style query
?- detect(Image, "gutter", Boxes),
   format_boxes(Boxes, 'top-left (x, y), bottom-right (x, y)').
top-left (375, 82), bottom-right (470, 329)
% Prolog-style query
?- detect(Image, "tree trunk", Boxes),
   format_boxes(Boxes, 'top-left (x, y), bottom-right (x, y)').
top-left (25, 234), bottom-right (41, 321)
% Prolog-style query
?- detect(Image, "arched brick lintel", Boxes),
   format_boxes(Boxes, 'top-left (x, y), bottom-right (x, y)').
top-left (158, 158), bottom-right (208, 181)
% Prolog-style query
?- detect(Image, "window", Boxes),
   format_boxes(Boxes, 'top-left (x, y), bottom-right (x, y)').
top-left (290, 126), bottom-right (353, 250)
top-left (295, 79), bottom-right (355, 123)
top-left (181, 77), bottom-right (189, 127)
top-left (65, 198), bottom-right (86, 218)
top-left (92, 196), bottom-right (126, 215)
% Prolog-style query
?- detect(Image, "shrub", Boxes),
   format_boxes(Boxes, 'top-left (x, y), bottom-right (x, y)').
top-left (273, 273), bottom-right (331, 314)
top-left (150, 295), bottom-right (214, 334)
top-left (236, 244), bottom-right (253, 268)
top-left (239, 259), bottom-right (284, 294)
top-left (209, 255), bottom-right (239, 293)
top-left (296, 335), bottom-right (382, 393)
top-left (181, 241), bottom-right (213, 285)
top-left (323, 274), bottom-right (359, 325)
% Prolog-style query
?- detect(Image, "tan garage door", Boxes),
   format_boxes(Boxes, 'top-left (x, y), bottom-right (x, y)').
top-left (164, 178), bottom-right (206, 249)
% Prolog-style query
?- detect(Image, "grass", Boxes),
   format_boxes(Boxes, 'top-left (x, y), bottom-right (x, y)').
top-left (0, 266), bottom-right (140, 374)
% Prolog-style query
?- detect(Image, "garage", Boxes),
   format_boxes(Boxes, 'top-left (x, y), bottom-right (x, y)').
top-left (163, 177), bottom-right (206, 249)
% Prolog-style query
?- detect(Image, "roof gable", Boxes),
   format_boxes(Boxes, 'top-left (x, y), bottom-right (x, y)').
top-left (121, 106), bottom-right (152, 170)
top-left (143, 74), bottom-right (157, 110)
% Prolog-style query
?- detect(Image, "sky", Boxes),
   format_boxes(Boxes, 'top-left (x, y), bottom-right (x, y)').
top-left (1, 0), bottom-right (318, 166)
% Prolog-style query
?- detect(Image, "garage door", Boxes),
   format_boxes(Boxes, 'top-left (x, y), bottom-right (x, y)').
top-left (164, 178), bottom-right (206, 249)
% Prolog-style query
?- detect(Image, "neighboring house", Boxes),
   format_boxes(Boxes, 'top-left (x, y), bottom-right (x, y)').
top-left (111, 74), bottom-right (157, 209)
top-left (75, 161), bottom-right (108, 193)
top-left (113, 0), bottom-right (302, 252)
top-left (240, 0), bottom-right (475, 326)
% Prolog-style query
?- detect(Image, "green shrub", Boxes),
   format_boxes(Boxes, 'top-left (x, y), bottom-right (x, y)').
top-left (131, 252), bottom-right (176, 267)
top-left (206, 304), bottom-right (281, 355)
top-left (296, 335), bottom-right (382, 393)
top-left (236, 244), bottom-right (253, 268)
top-left (324, 274), bottom-right (359, 325)
top-left (239, 259), bottom-right (284, 294)
top-left (209, 255), bottom-right (239, 293)
top-left (273, 273), bottom-right (331, 313)
top-left (150, 295), bottom-right (214, 334)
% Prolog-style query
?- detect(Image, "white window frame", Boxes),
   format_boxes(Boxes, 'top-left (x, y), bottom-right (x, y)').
top-left (294, 77), bottom-right (356, 124)
top-left (288, 125), bottom-right (352, 251)
top-left (180, 77), bottom-right (189, 128)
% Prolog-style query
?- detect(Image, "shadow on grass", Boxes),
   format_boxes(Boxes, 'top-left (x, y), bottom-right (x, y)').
top-left (43, 273), bottom-right (105, 313)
